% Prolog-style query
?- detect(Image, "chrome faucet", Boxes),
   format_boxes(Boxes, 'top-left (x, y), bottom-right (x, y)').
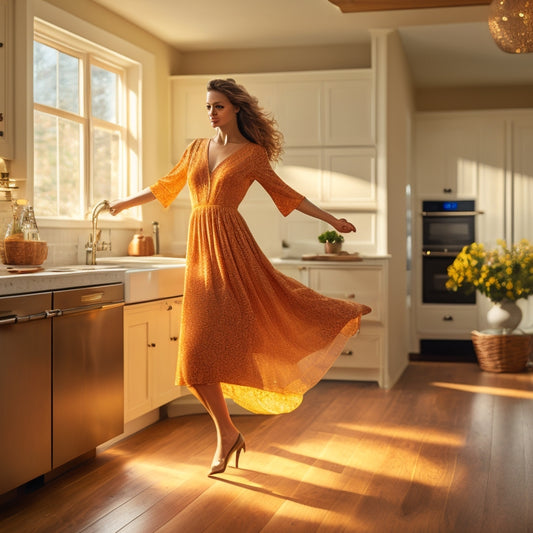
top-left (86, 200), bottom-right (112, 264)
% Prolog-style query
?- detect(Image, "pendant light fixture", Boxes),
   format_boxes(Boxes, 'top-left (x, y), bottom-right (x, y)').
top-left (488, 0), bottom-right (533, 53)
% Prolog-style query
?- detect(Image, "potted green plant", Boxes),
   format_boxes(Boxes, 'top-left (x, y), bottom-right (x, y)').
top-left (318, 230), bottom-right (344, 254)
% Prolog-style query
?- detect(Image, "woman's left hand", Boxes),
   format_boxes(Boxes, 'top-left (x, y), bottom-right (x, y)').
top-left (333, 218), bottom-right (356, 234)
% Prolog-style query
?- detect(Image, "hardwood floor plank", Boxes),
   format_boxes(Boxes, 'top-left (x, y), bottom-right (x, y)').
top-left (481, 395), bottom-right (530, 532)
top-left (0, 363), bottom-right (531, 533)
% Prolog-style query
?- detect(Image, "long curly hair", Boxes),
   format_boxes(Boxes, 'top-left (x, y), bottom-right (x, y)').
top-left (206, 78), bottom-right (284, 163)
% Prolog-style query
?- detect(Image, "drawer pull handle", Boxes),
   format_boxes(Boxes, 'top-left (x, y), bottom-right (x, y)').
top-left (148, 342), bottom-right (156, 347)
top-left (346, 293), bottom-right (355, 299)
top-left (81, 292), bottom-right (104, 303)
top-left (341, 350), bottom-right (353, 356)
top-left (170, 336), bottom-right (178, 341)
top-left (443, 315), bottom-right (454, 321)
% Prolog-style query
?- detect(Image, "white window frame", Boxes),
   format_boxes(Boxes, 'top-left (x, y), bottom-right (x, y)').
top-left (33, 18), bottom-right (142, 223)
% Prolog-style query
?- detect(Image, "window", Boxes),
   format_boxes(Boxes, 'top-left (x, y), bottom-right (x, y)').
top-left (33, 21), bottom-right (141, 219)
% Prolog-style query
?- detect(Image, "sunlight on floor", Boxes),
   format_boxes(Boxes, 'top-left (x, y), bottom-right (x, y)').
top-left (337, 422), bottom-right (465, 447)
top-left (431, 381), bottom-right (533, 400)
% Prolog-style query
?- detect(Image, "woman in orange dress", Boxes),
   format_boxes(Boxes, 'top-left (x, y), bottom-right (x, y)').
top-left (110, 78), bottom-right (371, 476)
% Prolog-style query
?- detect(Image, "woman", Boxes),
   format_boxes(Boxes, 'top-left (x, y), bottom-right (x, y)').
top-left (109, 78), bottom-right (371, 476)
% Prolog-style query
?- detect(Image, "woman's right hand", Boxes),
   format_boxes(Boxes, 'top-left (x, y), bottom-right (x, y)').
top-left (108, 199), bottom-right (126, 216)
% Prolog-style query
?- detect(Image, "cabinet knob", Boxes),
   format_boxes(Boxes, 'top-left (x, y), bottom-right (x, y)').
top-left (442, 315), bottom-right (454, 321)
top-left (170, 336), bottom-right (178, 341)
top-left (341, 350), bottom-right (353, 356)
top-left (148, 342), bottom-right (156, 347)
top-left (346, 293), bottom-right (355, 299)
top-left (443, 188), bottom-right (453, 194)
top-left (167, 305), bottom-right (173, 311)
top-left (298, 266), bottom-right (307, 272)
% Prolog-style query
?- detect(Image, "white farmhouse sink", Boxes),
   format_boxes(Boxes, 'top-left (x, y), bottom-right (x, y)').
top-left (96, 256), bottom-right (186, 303)
top-left (98, 255), bottom-right (186, 266)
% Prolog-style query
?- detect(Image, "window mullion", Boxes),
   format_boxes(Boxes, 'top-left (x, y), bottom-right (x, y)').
top-left (84, 52), bottom-right (92, 214)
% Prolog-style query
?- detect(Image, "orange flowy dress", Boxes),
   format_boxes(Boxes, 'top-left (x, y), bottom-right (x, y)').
top-left (150, 138), bottom-right (372, 414)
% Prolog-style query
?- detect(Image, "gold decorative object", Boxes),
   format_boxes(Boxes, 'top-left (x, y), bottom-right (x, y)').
top-left (488, 0), bottom-right (533, 53)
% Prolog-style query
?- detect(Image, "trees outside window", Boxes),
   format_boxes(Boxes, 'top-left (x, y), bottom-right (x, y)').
top-left (33, 23), bottom-right (140, 219)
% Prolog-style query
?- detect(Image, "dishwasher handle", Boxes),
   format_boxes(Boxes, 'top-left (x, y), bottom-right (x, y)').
top-left (58, 301), bottom-right (124, 318)
top-left (0, 308), bottom-right (61, 326)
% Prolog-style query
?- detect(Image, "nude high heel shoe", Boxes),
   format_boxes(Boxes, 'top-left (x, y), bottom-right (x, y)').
top-left (208, 433), bottom-right (246, 476)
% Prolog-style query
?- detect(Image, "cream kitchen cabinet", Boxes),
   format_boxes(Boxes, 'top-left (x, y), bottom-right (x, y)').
top-left (412, 110), bottom-right (533, 348)
top-left (0, 0), bottom-right (14, 159)
top-left (273, 258), bottom-right (392, 387)
top-left (414, 114), bottom-right (484, 199)
top-left (170, 69), bottom-right (374, 159)
top-left (170, 68), bottom-right (381, 256)
top-left (124, 297), bottom-right (184, 423)
top-left (277, 146), bottom-right (377, 210)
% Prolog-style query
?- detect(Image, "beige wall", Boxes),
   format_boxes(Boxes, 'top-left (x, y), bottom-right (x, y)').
top-left (415, 84), bottom-right (533, 111)
top-left (177, 43), bottom-right (371, 75)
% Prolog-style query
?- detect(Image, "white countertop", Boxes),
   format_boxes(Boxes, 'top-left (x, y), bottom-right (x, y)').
top-left (271, 254), bottom-right (391, 266)
top-left (0, 254), bottom-right (389, 298)
top-left (0, 266), bottom-right (127, 296)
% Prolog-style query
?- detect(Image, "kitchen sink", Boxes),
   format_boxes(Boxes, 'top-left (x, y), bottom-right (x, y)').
top-left (97, 256), bottom-right (186, 303)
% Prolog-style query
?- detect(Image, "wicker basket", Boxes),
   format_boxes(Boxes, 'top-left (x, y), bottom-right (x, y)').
top-left (3, 237), bottom-right (48, 265)
top-left (471, 330), bottom-right (533, 373)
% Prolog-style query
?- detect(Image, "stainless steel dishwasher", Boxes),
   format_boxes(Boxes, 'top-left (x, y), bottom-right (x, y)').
top-left (52, 283), bottom-right (124, 467)
top-left (0, 292), bottom-right (52, 495)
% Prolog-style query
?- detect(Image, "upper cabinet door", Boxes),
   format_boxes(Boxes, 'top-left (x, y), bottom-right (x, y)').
top-left (511, 117), bottom-right (533, 243)
top-left (276, 80), bottom-right (322, 147)
top-left (322, 147), bottom-right (377, 208)
top-left (0, 0), bottom-right (14, 159)
top-left (414, 115), bottom-right (481, 199)
top-left (170, 79), bottom-right (212, 160)
top-left (323, 74), bottom-right (374, 146)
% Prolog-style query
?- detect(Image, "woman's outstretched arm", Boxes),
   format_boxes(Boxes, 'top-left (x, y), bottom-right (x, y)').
top-left (296, 198), bottom-right (356, 234)
top-left (109, 187), bottom-right (156, 216)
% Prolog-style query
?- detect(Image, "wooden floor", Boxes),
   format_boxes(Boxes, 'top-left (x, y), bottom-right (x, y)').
top-left (1, 362), bottom-right (532, 533)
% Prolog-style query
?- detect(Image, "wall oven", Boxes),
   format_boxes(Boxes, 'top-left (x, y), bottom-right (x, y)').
top-left (422, 200), bottom-right (479, 304)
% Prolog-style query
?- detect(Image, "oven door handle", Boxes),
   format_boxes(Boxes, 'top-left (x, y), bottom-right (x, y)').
top-left (421, 211), bottom-right (484, 217)
top-left (422, 251), bottom-right (458, 257)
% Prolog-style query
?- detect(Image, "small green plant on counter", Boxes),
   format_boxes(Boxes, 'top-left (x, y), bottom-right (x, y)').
top-left (318, 230), bottom-right (344, 244)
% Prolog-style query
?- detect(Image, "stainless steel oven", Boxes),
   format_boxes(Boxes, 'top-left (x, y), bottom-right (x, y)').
top-left (422, 200), bottom-right (479, 304)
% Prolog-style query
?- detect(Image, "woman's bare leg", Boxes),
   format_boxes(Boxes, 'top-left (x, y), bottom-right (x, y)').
top-left (189, 383), bottom-right (241, 468)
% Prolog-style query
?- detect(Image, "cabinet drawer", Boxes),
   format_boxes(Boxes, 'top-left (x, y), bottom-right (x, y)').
top-left (309, 267), bottom-right (383, 323)
top-left (333, 331), bottom-right (381, 369)
top-left (418, 306), bottom-right (478, 334)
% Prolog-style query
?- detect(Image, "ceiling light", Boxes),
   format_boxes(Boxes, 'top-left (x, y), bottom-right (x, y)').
top-left (488, 0), bottom-right (533, 53)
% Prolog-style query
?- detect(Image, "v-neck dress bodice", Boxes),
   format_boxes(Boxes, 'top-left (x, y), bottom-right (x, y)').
top-left (150, 138), bottom-right (371, 414)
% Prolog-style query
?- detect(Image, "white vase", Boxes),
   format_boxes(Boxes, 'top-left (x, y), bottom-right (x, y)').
top-left (486, 299), bottom-right (522, 333)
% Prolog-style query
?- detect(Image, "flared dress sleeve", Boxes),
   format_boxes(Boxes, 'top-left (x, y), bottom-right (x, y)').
top-left (252, 146), bottom-right (304, 216)
top-left (150, 140), bottom-right (197, 208)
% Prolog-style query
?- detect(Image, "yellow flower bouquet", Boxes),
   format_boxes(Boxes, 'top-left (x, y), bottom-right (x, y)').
top-left (446, 239), bottom-right (533, 303)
